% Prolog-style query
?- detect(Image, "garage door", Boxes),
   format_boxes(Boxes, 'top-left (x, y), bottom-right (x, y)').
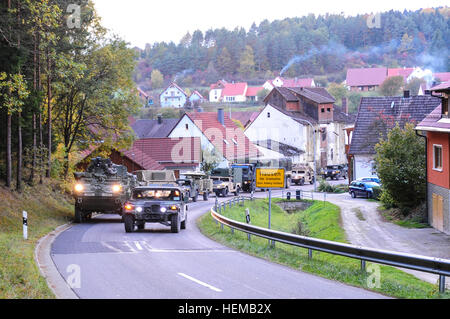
top-left (432, 193), bottom-right (444, 232)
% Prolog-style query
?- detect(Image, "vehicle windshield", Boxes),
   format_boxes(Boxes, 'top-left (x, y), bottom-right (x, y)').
top-left (212, 178), bottom-right (228, 184)
top-left (132, 189), bottom-right (181, 201)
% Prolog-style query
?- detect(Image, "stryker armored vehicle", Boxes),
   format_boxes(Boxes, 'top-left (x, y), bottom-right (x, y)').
top-left (73, 157), bottom-right (136, 223)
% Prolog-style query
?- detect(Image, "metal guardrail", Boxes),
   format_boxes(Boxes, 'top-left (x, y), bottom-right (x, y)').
top-left (211, 195), bottom-right (450, 293)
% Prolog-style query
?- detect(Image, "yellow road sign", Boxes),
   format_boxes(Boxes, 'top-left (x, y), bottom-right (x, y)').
top-left (255, 168), bottom-right (285, 189)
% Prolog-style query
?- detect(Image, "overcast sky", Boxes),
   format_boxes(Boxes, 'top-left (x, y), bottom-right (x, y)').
top-left (92, 0), bottom-right (448, 49)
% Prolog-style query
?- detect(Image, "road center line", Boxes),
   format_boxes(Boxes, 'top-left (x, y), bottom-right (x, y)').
top-left (134, 241), bottom-right (143, 250)
top-left (177, 272), bottom-right (222, 292)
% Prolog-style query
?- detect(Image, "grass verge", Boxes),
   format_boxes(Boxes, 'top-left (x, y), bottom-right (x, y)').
top-left (0, 180), bottom-right (73, 298)
top-left (197, 198), bottom-right (449, 299)
top-left (377, 205), bottom-right (429, 229)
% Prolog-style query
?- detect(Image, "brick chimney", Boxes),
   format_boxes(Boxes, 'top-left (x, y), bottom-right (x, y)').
top-left (157, 114), bottom-right (162, 124)
top-left (218, 108), bottom-right (225, 126)
top-left (342, 97), bottom-right (348, 114)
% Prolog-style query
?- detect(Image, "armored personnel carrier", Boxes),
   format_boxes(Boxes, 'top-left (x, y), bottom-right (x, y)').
top-left (135, 170), bottom-right (177, 186)
top-left (73, 157), bottom-right (136, 223)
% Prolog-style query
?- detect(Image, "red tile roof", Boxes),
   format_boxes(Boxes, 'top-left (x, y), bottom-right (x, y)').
top-left (246, 86), bottom-right (264, 97)
top-left (434, 72), bottom-right (450, 83)
top-left (415, 105), bottom-right (449, 132)
top-left (346, 67), bottom-right (388, 87)
top-left (185, 112), bottom-right (259, 160)
top-left (221, 82), bottom-right (247, 97)
top-left (387, 68), bottom-right (414, 81)
top-left (120, 144), bottom-right (164, 170)
top-left (430, 80), bottom-right (450, 92)
top-left (132, 137), bottom-right (201, 165)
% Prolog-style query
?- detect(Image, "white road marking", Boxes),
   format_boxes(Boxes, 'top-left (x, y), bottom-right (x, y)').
top-left (134, 241), bottom-right (143, 250)
top-left (123, 241), bottom-right (137, 252)
top-left (177, 272), bottom-right (222, 292)
top-left (148, 249), bottom-right (237, 253)
top-left (101, 242), bottom-right (124, 253)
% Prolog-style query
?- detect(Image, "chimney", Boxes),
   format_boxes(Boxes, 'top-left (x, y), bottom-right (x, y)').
top-left (218, 108), bottom-right (225, 126)
top-left (157, 114), bottom-right (162, 124)
top-left (424, 90), bottom-right (431, 95)
top-left (342, 97), bottom-right (348, 114)
top-left (403, 90), bottom-right (410, 98)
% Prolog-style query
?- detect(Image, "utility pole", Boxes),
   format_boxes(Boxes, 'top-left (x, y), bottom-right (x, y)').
top-left (296, 119), bottom-right (317, 192)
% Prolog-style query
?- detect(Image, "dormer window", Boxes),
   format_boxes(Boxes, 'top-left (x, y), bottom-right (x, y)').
top-left (442, 97), bottom-right (448, 118)
top-left (223, 139), bottom-right (229, 145)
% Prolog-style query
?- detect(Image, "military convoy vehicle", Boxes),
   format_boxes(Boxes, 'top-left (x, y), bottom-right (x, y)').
top-left (231, 163), bottom-right (256, 193)
top-left (210, 168), bottom-right (242, 197)
top-left (73, 157), bottom-right (136, 223)
top-left (179, 171), bottom-right (213, 201)
top-left (122, 185), bottom-right (189, 233)
top-left (291, 164), bottom-right (314, 185)
top-left (320, 164), bottom-right (348, 180)
top-left (135, 170), bottom-right (177, 186)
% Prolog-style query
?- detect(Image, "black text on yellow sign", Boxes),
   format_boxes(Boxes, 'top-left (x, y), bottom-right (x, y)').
top-left (255, 168), bottom-right (285, 189)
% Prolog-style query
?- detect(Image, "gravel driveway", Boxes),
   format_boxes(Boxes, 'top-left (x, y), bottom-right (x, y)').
top-left (296, 180), bottom-right (450, 287)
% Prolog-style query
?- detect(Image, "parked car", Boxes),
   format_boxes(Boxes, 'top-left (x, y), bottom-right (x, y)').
top-left (349, 181), bottom-right (380, 199)
top-left (356, 177), bottom-right (381, 185)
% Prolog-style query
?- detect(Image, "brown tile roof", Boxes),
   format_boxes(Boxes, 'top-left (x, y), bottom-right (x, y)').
top-left (349, 95), bottom-right (441, 155)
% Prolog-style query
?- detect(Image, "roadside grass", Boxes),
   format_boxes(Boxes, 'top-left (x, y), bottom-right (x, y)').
top-left (0, 180), bottom-right (73, 298)
top-left (197, 198), bottom-right (449, 299)
top-left (377, 205), bottom-right (429, 229)
top-left (353, 207), bottom-right (366, 221)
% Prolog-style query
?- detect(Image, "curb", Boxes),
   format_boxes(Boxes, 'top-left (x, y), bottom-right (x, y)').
top-left (34, 223), bottom-right (79, 299)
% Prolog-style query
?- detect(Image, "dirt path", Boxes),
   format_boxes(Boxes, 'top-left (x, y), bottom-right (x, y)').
top-left (324, 192), bottom-right (450, 287)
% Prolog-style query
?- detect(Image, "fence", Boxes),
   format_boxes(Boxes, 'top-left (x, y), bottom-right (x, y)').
top-left (211, 195), bottom-right (450, 293)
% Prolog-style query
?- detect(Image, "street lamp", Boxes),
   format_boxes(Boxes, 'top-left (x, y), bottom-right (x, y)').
top-left (295, 118), bottom-right (317, 192)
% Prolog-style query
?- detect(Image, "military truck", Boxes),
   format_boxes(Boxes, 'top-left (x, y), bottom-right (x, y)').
top-left (135, 170), bottom-right (177, 186)
top-left (179, 171), bottom-right (213, 201)
top-left (73, 157), bottom-right (136, 223)
top-left (122, 185), bottom-right (189, 233)
top-left (211, 168), bottom-right (242, 197)
top-left (291, 164), bottom-right (314, 185)
top-left (176, 178), bottom-right (200, 202)
top-left (320, 164), bottom-right (348, 180)
top-left (231, 163), bottom-right (256, 193)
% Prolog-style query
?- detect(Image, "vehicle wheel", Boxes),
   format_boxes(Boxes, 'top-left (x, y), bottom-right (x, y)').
top-left (136, 221), bottom-right (145, 230)
top-left (294, 181), bottom-right (299, 185)
top-left (192, 193), bottom-right (198, 202)
top-left (300, 178), bottom-right (305, 186)
top-left (181, 213), bottom-right (187, 229)
top-left (221, 188), bottom-right (227, 197)
top-left (74, 207), bottom-right (84, 223)
top-left (171, 214), bottom-right (181, 233)
top-left (124, 214), bottom-right (135, 233)
top-left (203, 192), bottom-right (208, 201)
top-left (234, 187), bottom-right (240, 196)
top-left (351, 191), bottom-right (356, 199)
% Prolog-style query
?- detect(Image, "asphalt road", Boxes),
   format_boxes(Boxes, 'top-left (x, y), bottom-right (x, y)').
top-left (51, 183), bottom-right (387, 299)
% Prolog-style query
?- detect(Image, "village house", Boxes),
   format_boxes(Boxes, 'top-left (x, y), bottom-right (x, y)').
top-left (131, 115), bottom-right (178, 139)
top-left (245, 86), bottom-right (264, 102)
top-left (415, 83), bottom-right (450, 234)
top-left (189, 90), bottom-right (205, 106)
top-left (263, 76), bottom-right (315, 91)
top-left (221, 82), bottom-right (248, 103)
top-left (245, 86), bottom-right (354, 168)
top-left (159, 82), bottom-right (188, 108)
top-left (349, 91), bottom-right (441, 181)
top-left (168, 110), bottom-right (259, 168)
top-left (136, 87), bottom-right (153, 107)
top-left (346, 67), bottom-right (388, 91)
top-left (208, 80), bottom-right (227, 102)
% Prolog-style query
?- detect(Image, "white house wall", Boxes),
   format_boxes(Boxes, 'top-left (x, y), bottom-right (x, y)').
top-left (209, 89), bottom-right (222, 102)
top-left (353, 154), bottom-right (378, 180)
top-left (168, 115), bottom-right (229, 168)
top-left (160, 86), bottom-right (187, 108)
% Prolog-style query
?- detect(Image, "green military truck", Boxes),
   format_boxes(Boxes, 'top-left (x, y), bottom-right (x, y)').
top-left (179, 171), bottom-right (213, 201)
top-left (211, 168), bottom-right (242, 197)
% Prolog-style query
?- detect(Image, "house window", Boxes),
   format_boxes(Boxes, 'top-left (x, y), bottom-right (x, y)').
top-left (433, 145), bottom-right (443, 171)
top-left (267, 112), bottom-right (270, 118)
top-left (321, 108), bottom-right (325, 113)
top-left (185, 124), bottom-right (189, 130)
top-left (327, 108), bottom-right (331, 112)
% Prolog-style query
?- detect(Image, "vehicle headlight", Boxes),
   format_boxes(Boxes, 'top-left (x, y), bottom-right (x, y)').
top-left (135, 206), bottom-right (143, 213)
top-left (124, 203), bottom-right (134, 211)
top-left (160, 207), bottom-right (167, 213)
top-left (112, 184), bottom-right (122, 193)
top-left (74, 183), bottom-right (84, 192)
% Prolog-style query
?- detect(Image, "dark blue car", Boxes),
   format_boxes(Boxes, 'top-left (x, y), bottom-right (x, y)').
top-left (349, 181), bottom-right (380, 198)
